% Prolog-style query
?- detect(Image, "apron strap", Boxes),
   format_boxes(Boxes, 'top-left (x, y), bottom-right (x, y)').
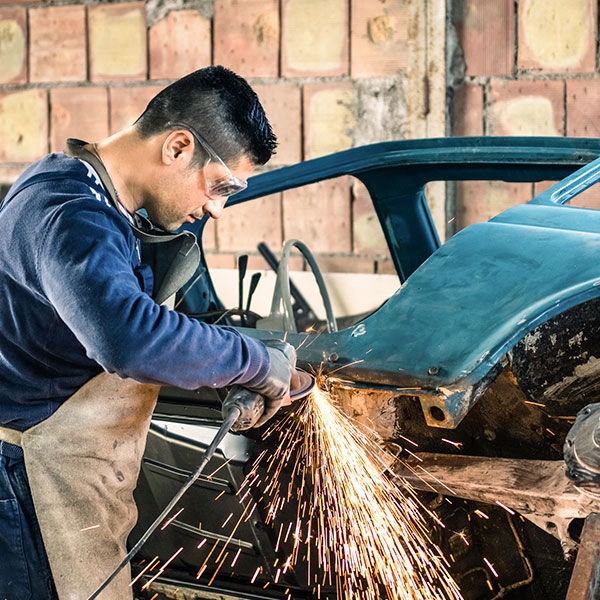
top-left (0, 425), bottom-right (23, 447)
top-left (64, 139), bottom-right (202, 305)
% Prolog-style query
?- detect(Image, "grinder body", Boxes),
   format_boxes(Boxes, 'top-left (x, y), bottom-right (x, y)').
top-left (222, 368), bottom-right (315, 431)
top-left (222, 387), bottom-right (265, 431)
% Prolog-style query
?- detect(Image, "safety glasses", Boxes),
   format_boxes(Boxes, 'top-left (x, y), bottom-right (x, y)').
top-left (166, 122), bottom-right (248, 199)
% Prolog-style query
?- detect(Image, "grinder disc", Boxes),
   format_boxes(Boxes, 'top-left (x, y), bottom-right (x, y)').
top-left (290, 369), bottom-right (316, 400)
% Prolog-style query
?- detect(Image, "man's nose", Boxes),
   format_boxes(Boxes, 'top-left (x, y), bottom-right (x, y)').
top-left (203, 197), bottom-right (225, 219)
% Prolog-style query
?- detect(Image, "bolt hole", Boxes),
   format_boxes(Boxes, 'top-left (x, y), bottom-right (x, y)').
top-left (568, 518), bottom-right (585, 543)
top-left (429, 406), bottom-right (446, 422)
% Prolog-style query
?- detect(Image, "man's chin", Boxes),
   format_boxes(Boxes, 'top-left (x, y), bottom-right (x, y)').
top-left (146, 213), bottom-right (188, 232)
top-left (157, 219), bottom-right (182, 232)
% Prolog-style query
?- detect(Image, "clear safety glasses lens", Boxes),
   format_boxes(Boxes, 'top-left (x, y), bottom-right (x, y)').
top-left (166, 121), bottom-right (248, 199)
top-left (207, 177), bottom-right (247, 198)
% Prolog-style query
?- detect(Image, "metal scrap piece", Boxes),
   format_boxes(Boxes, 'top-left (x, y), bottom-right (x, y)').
top-left (394, 453), bottom-right (600, 557)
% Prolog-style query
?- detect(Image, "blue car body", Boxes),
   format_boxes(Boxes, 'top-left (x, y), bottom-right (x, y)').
top-left (182, 136), bottom-right (600, 428)
top-left (133, 136), bottom-right (600, 599)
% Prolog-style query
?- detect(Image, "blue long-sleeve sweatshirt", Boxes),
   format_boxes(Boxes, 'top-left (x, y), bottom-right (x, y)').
top-left (0, 152), bottom-right (270, 431)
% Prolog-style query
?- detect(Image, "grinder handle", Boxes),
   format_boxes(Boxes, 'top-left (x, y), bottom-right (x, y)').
top-left (222, 386), bottom-right (265, 431)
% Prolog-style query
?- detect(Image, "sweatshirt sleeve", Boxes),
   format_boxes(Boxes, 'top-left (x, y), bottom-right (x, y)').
top-left (36, 200), bottom-right (270, 389)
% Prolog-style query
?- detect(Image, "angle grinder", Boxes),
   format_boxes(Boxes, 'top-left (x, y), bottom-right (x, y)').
top-left (223, 368), bottom-right (315, 430)
top-left (88, 368), bottom-right (315, 599)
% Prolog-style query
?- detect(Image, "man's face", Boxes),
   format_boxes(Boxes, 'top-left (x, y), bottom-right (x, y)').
top-left (144, 153), bottom-right (255, 232)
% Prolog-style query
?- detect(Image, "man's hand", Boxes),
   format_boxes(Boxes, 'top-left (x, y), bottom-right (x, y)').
top-left (246, 340), bottom-right (298, 427)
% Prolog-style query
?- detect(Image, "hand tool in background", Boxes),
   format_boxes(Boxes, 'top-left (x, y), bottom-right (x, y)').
top-left (88, 368), bottom-right (315, 600)
top-left (245, 272), bottom-right (262, 316)
top-left (238, 254), bottom-right (248, 326)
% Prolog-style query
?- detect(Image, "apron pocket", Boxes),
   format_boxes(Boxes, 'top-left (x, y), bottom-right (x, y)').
top-left (0, 497), bottom-right (32, 600)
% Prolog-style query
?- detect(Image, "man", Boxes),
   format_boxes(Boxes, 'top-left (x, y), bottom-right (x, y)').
top-left (0, 66), bottom-right (297, 599)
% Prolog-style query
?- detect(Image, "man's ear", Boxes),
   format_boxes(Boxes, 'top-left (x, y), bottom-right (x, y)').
top-left (162, 130), bottom-right (193, 166)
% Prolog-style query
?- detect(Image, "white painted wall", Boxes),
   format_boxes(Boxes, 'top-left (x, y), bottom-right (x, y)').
top-left (209, 268), bottom-right (401, 321)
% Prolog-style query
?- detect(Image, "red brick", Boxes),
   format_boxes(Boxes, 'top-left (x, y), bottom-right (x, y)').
top-left (456, 180), bottom-right (533, 229)
top-left (518, 0), bottom-right (596, 73)
top-left (0, 89), bottom-right (47, 163)
top-left (252, 83), bottom-right (301, 166)
top-left (201, 217), bottom-right (216, 251)
top-left (217, 193), bottom-right (282, 252)
top-left (315, 255), bottom-right (375, 273)
top-left (89, 3), bottom-right (147, 82)
top-left (149, 10), bottom-right (211, 80)
top-left (534, 179), bottom-right (600, 210)
top-left (0, 0), bottom-right (35, 4)
top-left (533, 181), bottom-right (555, 197)
top-left (203, 252), bottom-right (236, 269)
top-left (109, 86), bottom-right (164, 134)
top-left (352, 178), bottom-right (388, 257)
top-left (245, 254), bottom-right (271, 271)
top-left (560, 189), bottom-right (600, 210)
top-left (29, 5), bottom-right (86, 83)
top-left (214, 0), bottom-right (278, 78)
top-left (566, 79), bottom-right (600, 137)
top-left (0, 166), bottom-right (25, 184)
top-left (376, 258), bottom-right (396, 275)
top-left (50, 88), bottom-right (109, 153)
top-left (283, 177), bottom-right (351, 254)
top-left (488, 79), bottom-right (564, 136)
top-left (245, 253), bottom-right (305, 272)
top-left (303, 82), bottom-right (356, 160)
top-left (282, 0), bottom-right (348, 77)
top-left (0, 7), bottom-right (26, 84)
top-left (350, 0), bottom-right (409, 77)
top-left (288, 255), bottom-right (306, 272)
top-left (451, 84), bottom-right (483, 136)
top-left (453, 0), bottom-right (514, 76)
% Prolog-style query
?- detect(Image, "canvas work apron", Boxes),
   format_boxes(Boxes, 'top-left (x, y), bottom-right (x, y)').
top-left (0, 373), bottom-right (160, 599)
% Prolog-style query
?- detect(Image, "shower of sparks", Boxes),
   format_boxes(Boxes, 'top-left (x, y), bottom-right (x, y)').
top-left (398, 434), bottom-right (419, 447)
top-left (326, 359), bottom-right (364, 375)
top-left (240, 385), bottom-right (463, 600)
top-left (141, 547), bottom-right (183, 590)
top-left (483, 558), bottom-right (498, 578)
top-left (250, 566), bottom-right (261, 583)
top-left (130, 556), bottom-right (159, 587)
top-left (495, 501), bottom-right (515, 515)
top-left (207, 456), bottom-right (235, 479)
top-left (231, 547), bottom-right (242, 568)
top-left (161, 507), bottom-right (184, 530)
top-left (441, 438), bottom-right (462, 449)
top-left (135, 382), bottom-right (463, 598)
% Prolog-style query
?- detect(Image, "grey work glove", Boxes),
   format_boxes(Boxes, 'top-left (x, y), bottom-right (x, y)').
top-left (246, 340), bottom-right (298, 427)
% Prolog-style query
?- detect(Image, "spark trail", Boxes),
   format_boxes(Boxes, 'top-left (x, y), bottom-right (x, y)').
top-left (244, 385), bottom-right (463, 600)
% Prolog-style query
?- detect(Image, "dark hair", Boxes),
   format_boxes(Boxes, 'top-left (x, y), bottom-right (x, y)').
top-left (134, 66), bottom-right (277, 166)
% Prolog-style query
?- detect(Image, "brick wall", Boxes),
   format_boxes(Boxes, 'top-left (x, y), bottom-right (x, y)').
top-left (5, 1), bottom-right (590, 275)
top-left (451, 0), bottom-right (600, 230)
top-left (0, 0), bottom-right (427, 275)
